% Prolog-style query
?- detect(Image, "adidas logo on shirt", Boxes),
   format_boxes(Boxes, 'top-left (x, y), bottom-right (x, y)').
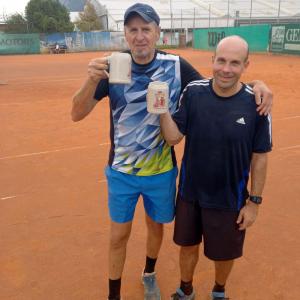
top-left (236, 117), bottom-right (246, 125)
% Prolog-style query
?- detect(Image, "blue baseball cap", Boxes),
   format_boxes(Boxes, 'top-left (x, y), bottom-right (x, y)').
top-left (124, 3), bottom-right (160, 25)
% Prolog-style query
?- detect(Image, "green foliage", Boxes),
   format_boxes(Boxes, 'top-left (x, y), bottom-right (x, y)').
top-left (4, 13), bottom-right (28, 33)
top-left (74, 1), bottom-right (103, 32)
top-left (25, 0), bottom-right (74, 33)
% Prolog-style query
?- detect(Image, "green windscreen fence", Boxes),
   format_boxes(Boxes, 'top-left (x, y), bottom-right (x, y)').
top-left (270, 24), bottom-right (300, 55)
top-left (0, 33), bottom-right (40, 54)
top-left (193, 25), bottom-right (270, 52)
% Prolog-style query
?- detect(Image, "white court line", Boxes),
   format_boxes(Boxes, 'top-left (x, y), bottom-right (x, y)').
top-left (1, 195), bottom-right (17, 200)
top-left (273, 116), bottom-right (300, 121)
top-left (0, 143), bottom-right (109, 161)
top-left (0, 141), bottom-right (299, 160)
top-left (277, 145), bottom-right (300, 151)
top-left (99, 180), bottom-right (107, 183)
top-left (0, 102), bottom-right (32, 106)
top-left (2, 77), bottom-right (84, 85)
top-left (20, 77), bottom-right (84, 85)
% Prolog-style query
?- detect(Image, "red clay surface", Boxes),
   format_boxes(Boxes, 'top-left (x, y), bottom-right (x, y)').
top-left (0, 49), bottom-right (299, 300)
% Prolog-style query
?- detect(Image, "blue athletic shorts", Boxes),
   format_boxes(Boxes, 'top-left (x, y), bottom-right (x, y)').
top-left (105, 166), bottom-right (178, 223)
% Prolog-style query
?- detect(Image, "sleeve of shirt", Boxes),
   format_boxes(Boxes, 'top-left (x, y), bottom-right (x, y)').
top-left (253, 113), bottom-right (273, 153)
top-left (94, 79), bottom-right (109, 101)
top-left (179, 57), bottom-right (203, 93)
top-left (171, 87), bottom-right (190, 135)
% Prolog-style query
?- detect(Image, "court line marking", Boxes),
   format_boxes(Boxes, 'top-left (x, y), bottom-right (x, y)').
top-left (1, 76), bottom-right (84, 85)
top-left (1, 142), bottom-right (297, 199)
top-left (1, 180), bottom-right (107, 201)
top-left (0, 180), bottom-right (107, 201)
top-left (0, 102), bottom-right (33, 106)
top-left (19, 78), bottom-right (85, 85)
top-left (277, 145), bottom-right (300, 151)
top-left (0, 142), bottom-right (299, 161)
top-left (273, 116), bottom-right (300, 121)
top-left (1, 195), bottom-right (17, 200)
top-left (0, 143), bottom-right (110, 160)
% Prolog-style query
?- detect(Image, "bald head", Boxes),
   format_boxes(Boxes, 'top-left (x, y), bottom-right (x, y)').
top-left (215, 35), bottom-right (249, 62)
top-left (212, 35), bottom-right (250, 96)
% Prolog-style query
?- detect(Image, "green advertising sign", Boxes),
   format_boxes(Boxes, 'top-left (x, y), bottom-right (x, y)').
top-left (270, 24), bottom-right (300, 55)
top-left (193, 25), bottom-right (270, 52)
top-left (0, 33), bottom-right (40, 54)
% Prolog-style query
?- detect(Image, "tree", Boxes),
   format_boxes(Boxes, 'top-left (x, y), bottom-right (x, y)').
top-left (25, 0), bottom-right (74, 33)
top-left (4, 13), bottom-right (28, 33)
top-left (75, 1), bottom-right (103, 32)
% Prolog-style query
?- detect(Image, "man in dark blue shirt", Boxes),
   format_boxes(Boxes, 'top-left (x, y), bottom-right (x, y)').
top-left (160, 36), bottom-right (272, 300)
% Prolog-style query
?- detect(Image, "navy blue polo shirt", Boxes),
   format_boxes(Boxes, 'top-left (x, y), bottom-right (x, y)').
top-left (173, 79), bottom-right (272, 211)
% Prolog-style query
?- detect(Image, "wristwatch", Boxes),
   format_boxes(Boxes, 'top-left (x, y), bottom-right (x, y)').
top-left (249, 195), bottom-right (263, 204)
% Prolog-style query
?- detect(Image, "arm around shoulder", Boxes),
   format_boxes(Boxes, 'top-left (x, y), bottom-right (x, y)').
top-left (248, 80), bottom-right (273, 116)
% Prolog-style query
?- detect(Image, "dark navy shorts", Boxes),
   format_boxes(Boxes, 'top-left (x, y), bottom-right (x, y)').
top-left (173, 195), bottom-right (246, 260)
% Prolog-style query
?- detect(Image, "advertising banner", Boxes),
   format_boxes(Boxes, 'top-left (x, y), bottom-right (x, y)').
top-left (0, 33), bottom-right (40, 54)
top-left (270, 24), bottom-right (300, 55)
top-left (193, 25), bottom-right (270, 52)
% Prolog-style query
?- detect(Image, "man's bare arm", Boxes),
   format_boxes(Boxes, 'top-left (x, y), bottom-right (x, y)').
top-left (248, 80), bottom-right (273, 116)
top-left (237, 153), bottom-right (268, 230)
top-left (71, 56), bottom-right (109, 122)
top-left (250, 152), bottom-right (268, 197)
top-left (160, 112), bottom-right (184, 146)
top-left (72, 79), bottom-right (99, 122)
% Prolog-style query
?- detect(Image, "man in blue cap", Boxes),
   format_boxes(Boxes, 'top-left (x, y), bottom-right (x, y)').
top-left (71, 3), bottom-right (273, 300)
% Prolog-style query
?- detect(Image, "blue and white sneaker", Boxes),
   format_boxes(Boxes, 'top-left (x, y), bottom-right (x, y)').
top-left (212, 291), bottom-right (229, 300)
top-left (142, 271), bottom-right (161, 300)
top-left (170, 287), bottom-right (195, 299)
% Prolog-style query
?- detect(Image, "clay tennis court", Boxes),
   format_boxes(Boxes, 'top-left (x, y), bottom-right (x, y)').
top-left (0, 49), bottom-right (299, 300)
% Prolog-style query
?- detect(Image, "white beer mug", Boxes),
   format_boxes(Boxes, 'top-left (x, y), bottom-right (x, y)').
top-left (108, 52), bottom-right (132, 84)
top-left (147, 81), bottom-right (169, 114)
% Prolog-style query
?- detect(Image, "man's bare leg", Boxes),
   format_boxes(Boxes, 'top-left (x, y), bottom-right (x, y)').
top-left (145, 214), bottom-right (163, 260)
top-left (180, 245), bottom-right (199, 282)
top-left (108, 220), bottom-right (132, 299)
top-left (142, 215), bottom-right (164, 299)
top-left (212, 259), bottom-right (234, 299)
top-left (214, 260), bottom-right (234, 286)
top-left (170, 245), bottom-right (199, 298)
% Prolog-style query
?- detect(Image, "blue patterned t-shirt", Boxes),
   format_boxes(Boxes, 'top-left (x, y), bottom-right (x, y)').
top-left (94, 50), bottom-right (201, 176)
